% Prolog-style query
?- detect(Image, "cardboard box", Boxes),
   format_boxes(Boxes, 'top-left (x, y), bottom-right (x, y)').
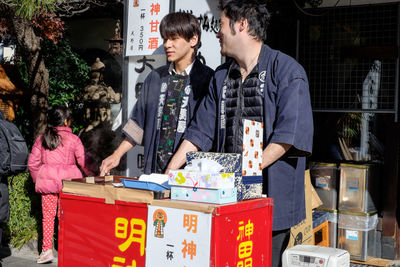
top-left (186, 151), bottom-right (262, 200)
top-left (242, 119), bottom-right (263, 176)
top-left (171, 186), bottom-right (237, 204)
top-left (186, 152), bottom-right (242, 173)
top-left (235, 175), bottom-right (263, 200)
top-left (311, 181), bottom-right (323, 210)
top-left (62, 177), bottom-right (156, 204)
top-left (168, 170), bottom-right (235, 189)
top-left (287, 170), bottom-right (314, 248)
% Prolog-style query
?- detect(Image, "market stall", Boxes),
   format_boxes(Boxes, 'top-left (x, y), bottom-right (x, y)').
top-left (58, 183), bottom-right (273, 267)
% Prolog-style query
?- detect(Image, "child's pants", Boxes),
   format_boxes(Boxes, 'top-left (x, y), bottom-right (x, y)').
top-left (41, 193), bottom-right (59, 252)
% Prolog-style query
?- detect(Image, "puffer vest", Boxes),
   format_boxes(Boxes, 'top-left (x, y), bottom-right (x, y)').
top-left (224, 64), bottom-right (263, 153)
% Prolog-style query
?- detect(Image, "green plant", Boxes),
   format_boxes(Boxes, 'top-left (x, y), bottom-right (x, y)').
top-left (42, 38), bottom-right (90, 133)
top-left (42, 38), bottom-right (90, 106)
top-left (15, 37), bottom-right (90, 136)
top-left (5, 172), bottom-right (41, 248)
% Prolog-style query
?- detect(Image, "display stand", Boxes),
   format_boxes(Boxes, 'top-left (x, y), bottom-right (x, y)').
top-left (58, 192), bottom-right (273, 267)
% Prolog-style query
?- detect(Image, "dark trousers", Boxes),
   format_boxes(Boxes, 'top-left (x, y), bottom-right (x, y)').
top-left (271, 228), bottom-right (290, 267)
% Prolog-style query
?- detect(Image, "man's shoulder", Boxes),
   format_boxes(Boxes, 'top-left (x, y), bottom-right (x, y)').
top-left (192, 59), bottom-right (213, 76)
top-left (150, 64), bottom-right (169, 77)
top-left (142, 64), bottom-right (169, 83)
top-left (266, 47), bottom-right (306, 75)
top-left (213, 60), bottom-right (231, 76)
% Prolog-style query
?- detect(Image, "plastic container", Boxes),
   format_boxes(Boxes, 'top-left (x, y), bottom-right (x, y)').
top-left (315, 208), bottom-right (338, 248)
top-left (339, 163), bottom-right (378, 213)
top-left (337, 211), bottom-right (378, 261)
top-left (310, 162), bottom-right (338, 210)
top-left (121, 178), bottom-right (170, 191)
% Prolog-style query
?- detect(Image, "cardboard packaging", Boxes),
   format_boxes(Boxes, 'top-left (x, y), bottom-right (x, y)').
top-left (186, 152), bottom-right (242, 173)
top-left (168, 170), bottom-right (235, 189)
top-left (235, 175), bottom-right (263, 200)
top-left (171, 186), bottom-right (237, 204)
top-left (187, 151), bottom-right (262, 200)
top-left (242, 119), bottom-right (263, 176)
top-left (62, 176), bottom-right (166, 204)
top-left (287, 170), bottom-right (314, 248)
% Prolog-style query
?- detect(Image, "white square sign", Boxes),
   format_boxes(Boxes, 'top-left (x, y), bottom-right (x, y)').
top-left (146, 205), bottom-right (212, 266)
top-left (126, 0), bottom-right (169, 56)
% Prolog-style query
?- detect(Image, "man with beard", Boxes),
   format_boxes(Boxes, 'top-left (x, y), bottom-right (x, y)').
top-left (167, 1), bottom-right (313, 266)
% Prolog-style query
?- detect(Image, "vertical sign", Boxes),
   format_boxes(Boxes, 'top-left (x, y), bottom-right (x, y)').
top-left (236, 219), bottom-right (255, 267)
top-left (145, 206), bottom-right (212, 266)
top-left (175, 0), bottom-right (222, 70)
top-left (126, 0), bottom-right (169, 56)
top-left (111, 215), bottom-right (147, 266)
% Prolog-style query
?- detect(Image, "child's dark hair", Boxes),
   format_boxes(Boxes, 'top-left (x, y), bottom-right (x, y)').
top-left (42, 105), bottom-right (72, 150)
top-left (160, 12), bottom-right (202, 54)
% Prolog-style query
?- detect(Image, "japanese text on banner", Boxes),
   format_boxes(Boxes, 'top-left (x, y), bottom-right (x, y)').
top-left (236, 219), bottom-right (254, 267)
top-left (111, 216), bottom-right (146, 267)
top-left (126, 0), bottom-right (169, 56)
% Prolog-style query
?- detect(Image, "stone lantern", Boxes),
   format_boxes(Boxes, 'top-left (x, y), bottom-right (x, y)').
top-left (106, 19), bottom-right (123, 56)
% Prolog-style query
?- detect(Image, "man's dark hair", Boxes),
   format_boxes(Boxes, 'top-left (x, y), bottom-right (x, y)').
top-left (160, 12), bottom-right (202, 54)
top-left (219, 0), bottom-right (271, 42)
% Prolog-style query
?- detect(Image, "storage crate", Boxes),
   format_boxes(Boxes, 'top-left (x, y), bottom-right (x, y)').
top-left (315, 208), bottom-right (338, 248)
top-left (310, 162), bottom-right (338, 210)
top-left (339, 163), bottom-right (378, 213)
top-left (337, 211), bottom-right (378, 261)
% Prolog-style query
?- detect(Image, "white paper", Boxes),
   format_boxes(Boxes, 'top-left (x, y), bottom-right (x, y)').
top-left (146, 206), bottom-right (212, 266)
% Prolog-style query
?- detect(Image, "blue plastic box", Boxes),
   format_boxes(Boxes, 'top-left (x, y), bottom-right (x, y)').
top-left (121, 179), bottom-right (170, 191)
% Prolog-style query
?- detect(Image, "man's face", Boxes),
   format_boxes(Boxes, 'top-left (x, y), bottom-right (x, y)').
top-left (216, 12), bottom-right (238, 57)
top-left (163, 35), bottom-right (196, 64)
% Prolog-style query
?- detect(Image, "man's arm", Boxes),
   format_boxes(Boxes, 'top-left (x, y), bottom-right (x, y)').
top-left (261, 142), bottom-right (292, 169)
top-left (100, 138), bottom-right (135, 175)
top-left (165, 140), bottom-right (199, 173)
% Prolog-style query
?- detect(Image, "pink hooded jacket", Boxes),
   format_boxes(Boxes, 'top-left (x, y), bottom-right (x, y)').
top-left (28, 126), bottom-right (91, 194)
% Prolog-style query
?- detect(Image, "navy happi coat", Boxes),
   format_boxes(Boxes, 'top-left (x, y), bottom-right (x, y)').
top-left (184, 45), bottom-right (314, 230)
top-left (122, 59), bottom-right (213, 174)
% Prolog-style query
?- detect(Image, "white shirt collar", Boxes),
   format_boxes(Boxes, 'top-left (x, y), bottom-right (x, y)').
top-left (168, 60), bottom-right (195, 76)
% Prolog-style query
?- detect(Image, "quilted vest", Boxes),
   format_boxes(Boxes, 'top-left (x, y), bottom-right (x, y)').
top-left (224, 64), bottom-right (263, 153)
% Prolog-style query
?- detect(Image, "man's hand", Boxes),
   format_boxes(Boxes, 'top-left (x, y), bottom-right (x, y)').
top-left (261, 143), bottom-right (292, 169)
top-left (99, 138), bottom-right (135, 176)
top-left (165, 140), bottom-right (199, 173)
top-left (100, 153), bottom-right (121, 176)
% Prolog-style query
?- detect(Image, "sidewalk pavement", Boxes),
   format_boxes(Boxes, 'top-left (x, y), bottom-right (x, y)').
top-left (0, 246), bottom-right (57, 267)
top-left (0, 244), bottom-right (400, 266)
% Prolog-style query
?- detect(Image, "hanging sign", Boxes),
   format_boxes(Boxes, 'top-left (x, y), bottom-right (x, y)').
top-left (126, 0), bottom-right (169, 56)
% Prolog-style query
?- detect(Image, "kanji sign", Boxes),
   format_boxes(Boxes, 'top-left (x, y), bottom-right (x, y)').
top-left (145, 206), bottom-right (212, 266)
top-left (175, 0), bottom-right (222, 69)
top-left (126, 0), bottom-right (169, 56)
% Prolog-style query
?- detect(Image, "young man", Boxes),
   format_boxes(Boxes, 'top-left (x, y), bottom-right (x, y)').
top-left (167, 1), bottom-right (313, 266)
top-left (100, 12), bottom-right (213, 175)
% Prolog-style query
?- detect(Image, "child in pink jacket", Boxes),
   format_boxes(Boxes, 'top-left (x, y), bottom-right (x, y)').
top-left (28, 105), bottom-right (92, 264)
